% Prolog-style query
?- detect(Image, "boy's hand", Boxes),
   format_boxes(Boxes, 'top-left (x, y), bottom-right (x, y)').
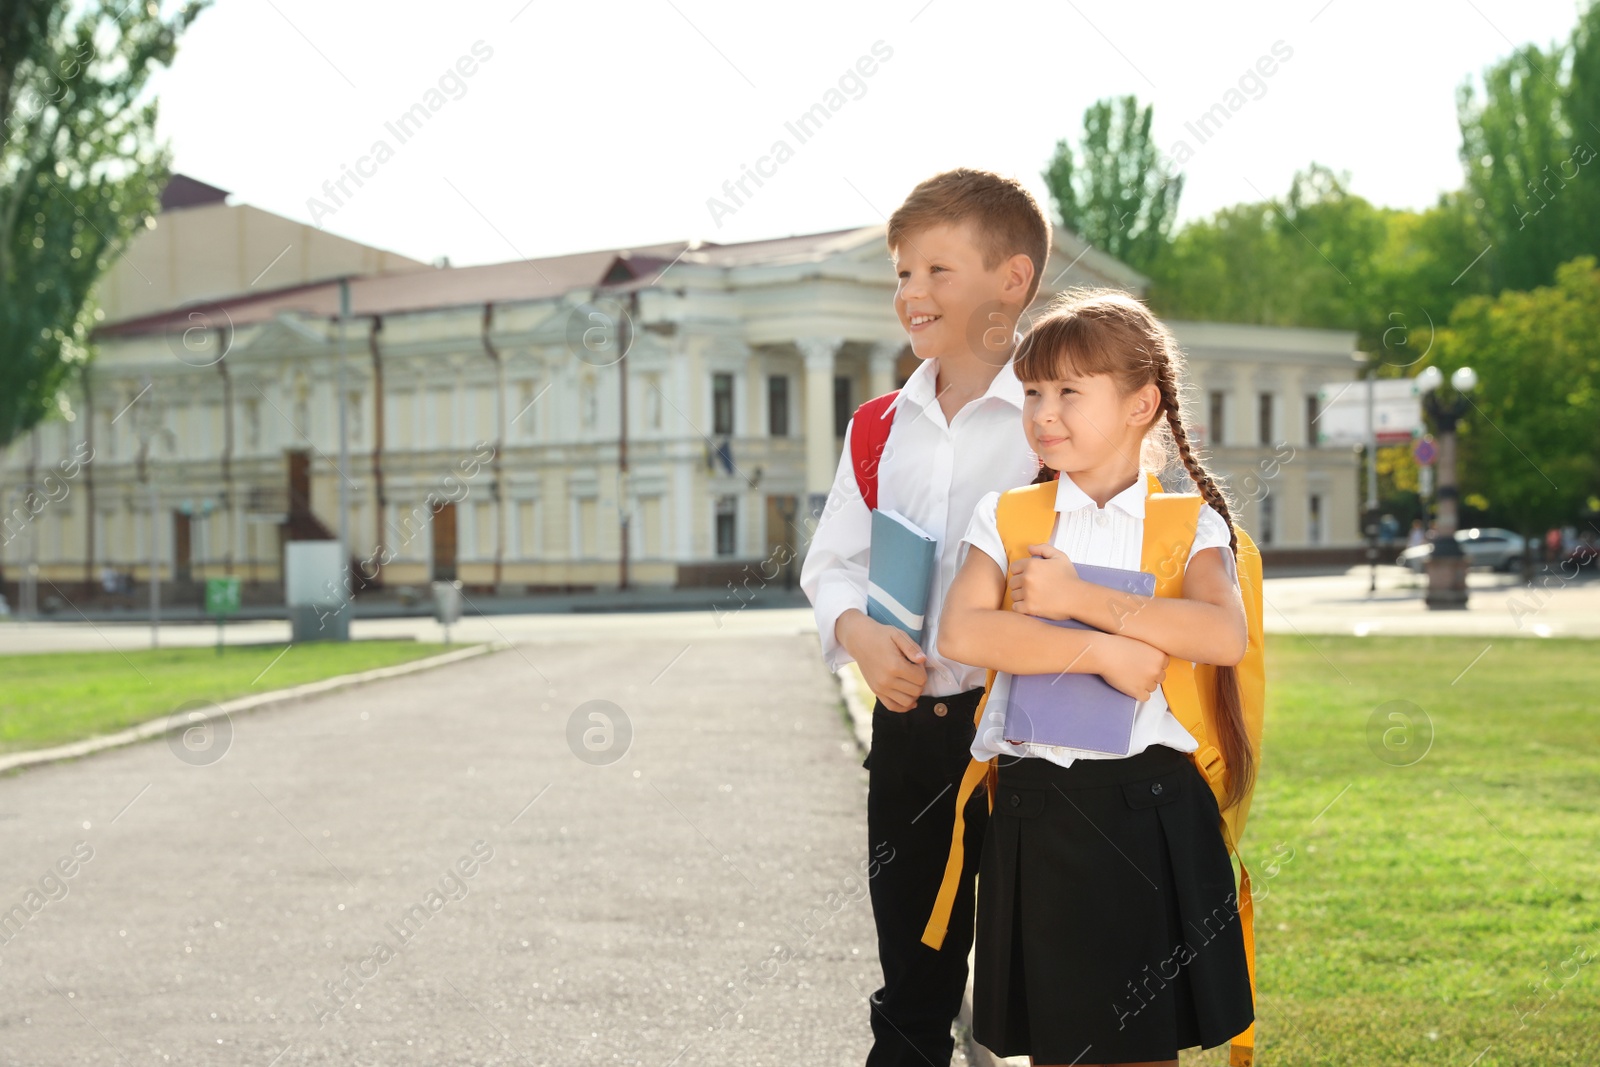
top-left (1095, 635), bottom-right (1169, 702)
top-left (836, 609), bottom-right (927, 713)
top-left (1008, 544), bottom-right (1082, 620)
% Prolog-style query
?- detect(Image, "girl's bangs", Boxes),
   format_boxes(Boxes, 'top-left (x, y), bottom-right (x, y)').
top-left (1012, 315), bottom-right (1125, 383)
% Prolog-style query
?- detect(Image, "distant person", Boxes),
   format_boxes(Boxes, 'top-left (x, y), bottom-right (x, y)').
top-left (1408, 520), bottom-right (1427, 549)
top-left (799, 168), bottom-right (1050, 1067)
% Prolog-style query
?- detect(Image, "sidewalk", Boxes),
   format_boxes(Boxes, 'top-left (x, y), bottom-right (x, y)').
top-left (0, 628), bottom-right (882, 1065)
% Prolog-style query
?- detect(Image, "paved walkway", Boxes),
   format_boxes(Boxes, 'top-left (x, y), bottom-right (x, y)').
top-left (0, 629), bottom-right (885, 1065)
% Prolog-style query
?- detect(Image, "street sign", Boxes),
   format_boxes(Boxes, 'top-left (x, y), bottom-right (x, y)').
top-left (1413, 435), bottom-right (1437, 466)
top-left (205, 577), bottom-right (241, 656)
top-left (205, 577), bottom-right (240, 617)
top-left (1317, 379), bottom-right (1424, 446)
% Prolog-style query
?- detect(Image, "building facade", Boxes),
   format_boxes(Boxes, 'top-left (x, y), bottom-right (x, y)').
top-left (0, 191), bottom-right (1362, 607)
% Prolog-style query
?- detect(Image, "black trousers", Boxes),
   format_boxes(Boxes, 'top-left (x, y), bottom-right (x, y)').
top-left (863, 687), bottom-right (988, 1067)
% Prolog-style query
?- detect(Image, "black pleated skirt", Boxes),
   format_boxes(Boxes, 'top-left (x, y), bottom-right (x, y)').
top-left (972, 744), bottom-right (1254, 1064)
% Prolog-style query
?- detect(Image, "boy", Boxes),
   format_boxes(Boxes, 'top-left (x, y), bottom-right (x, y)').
top-left (800, 168), bottom-right (1051, 1067)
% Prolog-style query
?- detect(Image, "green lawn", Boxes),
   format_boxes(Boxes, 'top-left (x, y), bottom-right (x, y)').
top-left (0, 640), bottom-right (454, 753)
top-left (1181, 636), bottom-right (1599, 1067)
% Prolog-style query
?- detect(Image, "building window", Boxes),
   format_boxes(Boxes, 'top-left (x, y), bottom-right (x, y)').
top-left (1258, 392), bottom-right (1275, 446)
top-left (834, 376), bottom-right (852, 438)
top-left (712, 373), bottom-right (734, 436)
top-left (1309, 493), bottom-right (1324, 545)
top-left (1259, 492), bottom-right (1276, 546)
top-left (1208, 390), bottom-right (1226, 446)
top-left (715, 495), bottom-right (737, 556)
top-left (1305, 393), bottom-right (1320, 446)
top-left (768, 375), bottom-right (790, 437)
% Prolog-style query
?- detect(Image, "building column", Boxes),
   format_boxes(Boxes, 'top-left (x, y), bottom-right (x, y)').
top-left (869, 340), bottom-right (902, 399)
top-left (796, 336), bottom-right (843, 520)
top-left (1281, 369), bottom-right (1307, 447)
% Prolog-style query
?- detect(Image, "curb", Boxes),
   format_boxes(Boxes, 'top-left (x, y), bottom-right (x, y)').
top-left (832, 665), bottom-right (1025, 1067)
top-left (0, 641), bottom-right (506, 777)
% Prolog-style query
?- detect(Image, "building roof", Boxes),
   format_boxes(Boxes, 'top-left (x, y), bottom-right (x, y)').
top-left (94, 222), bottom-right (1134, 338)
top-left (159, 174), bottom-right (231, 212)
top-left (95, 226), bottom-right (882, 337)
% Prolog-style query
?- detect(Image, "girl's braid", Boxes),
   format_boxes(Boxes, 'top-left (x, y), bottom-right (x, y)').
top-left (1155, 359), bottom-right (1238, 554)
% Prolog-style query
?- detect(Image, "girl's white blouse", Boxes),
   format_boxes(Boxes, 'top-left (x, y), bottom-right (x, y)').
top-left (960, 471), bottom-right (1235, 768)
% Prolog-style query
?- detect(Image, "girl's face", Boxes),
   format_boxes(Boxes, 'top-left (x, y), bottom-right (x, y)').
top-left (1022, 369), bottom-right (1157, 475)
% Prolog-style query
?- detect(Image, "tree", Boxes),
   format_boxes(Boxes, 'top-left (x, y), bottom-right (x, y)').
top-left (1434, 256), bottom-right (1600, 559)
top-left (1561, 1), bottom-right (1600, 256)
top-left (1043, 95), bottom-right (1182, 275)
top-left (1148, 165), bottom-right (1389, 339)
top-left (0, 0), bottom-right (208, 450)
top-left (1458, 39), bottom-right (1586, 293)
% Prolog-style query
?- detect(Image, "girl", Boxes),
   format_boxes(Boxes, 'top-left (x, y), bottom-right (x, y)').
top-left (937, 289), bottom-right (1256, 1067)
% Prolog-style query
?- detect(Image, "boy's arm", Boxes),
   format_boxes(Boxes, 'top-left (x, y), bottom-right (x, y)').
top-left (1009, 544), bottom-right (1247, 666)
top-left (938, 545), bottom-right (1170, 702)
top-left (797, 418), bottom-right (928, 711)
top-left (798, 417), bottom-right (872, 671)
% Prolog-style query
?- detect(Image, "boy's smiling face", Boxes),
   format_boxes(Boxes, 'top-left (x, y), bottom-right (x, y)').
top-left (892, 220), bottom-right (1028, 365)
top-left (1022, 370), bottom-right (1156, 476)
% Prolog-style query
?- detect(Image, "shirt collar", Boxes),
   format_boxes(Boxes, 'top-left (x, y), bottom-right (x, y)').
top-left (1053, 470), bottom-right (1149, 518)
top-left (887, 345), bottom-right (1026, 418)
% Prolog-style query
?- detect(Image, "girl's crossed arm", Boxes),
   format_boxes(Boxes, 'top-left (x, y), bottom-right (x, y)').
top-left (1007, 543), bottom-right (1247, 667)
top-left (938, 546), bottom-right (1172, 702)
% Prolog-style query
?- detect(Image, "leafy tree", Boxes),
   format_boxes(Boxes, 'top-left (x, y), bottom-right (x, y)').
top-left (1562, 1), bottom-right (1600, 255)
top-left (1148, 165), bottom-right (1388, 338)
top-left (1043, 95), bottom-right (1182, 274)
top-left (1149, 168), bottom-right (1494, 365)
top-left (1434, 256), bottom-right (1600, 556)
top-left (0, 0), bottom-right (208, 450)
top-left (1457, 37), bottom-right (1588, 293)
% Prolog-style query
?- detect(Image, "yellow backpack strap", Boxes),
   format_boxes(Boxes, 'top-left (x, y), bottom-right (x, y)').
top-left (1228, 852), bottom-right (1257, 1066)
top-left (921, 481), bottom-right (1057, 951)
top-left (1142, 476), bottom-right (1260, 1066)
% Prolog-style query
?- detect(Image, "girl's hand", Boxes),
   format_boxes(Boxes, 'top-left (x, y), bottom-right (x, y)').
top-left (1008, 543), bottom-right (1081, 620)
top-left (1097, 635), bottom-right (1169, 702)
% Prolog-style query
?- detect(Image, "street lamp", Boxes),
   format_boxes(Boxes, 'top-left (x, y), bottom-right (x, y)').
top-left (1415, 365), bottom-right (1477, 610)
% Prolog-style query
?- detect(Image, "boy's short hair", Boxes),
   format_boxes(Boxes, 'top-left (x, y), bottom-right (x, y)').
top-left (887, 168), bottom-right (1052, 308)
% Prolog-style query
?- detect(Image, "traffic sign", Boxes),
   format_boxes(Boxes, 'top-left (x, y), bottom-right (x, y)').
top-left (205, 577), bottom-right (241, 617)
top-left (1413, 435), bottom-right (1438, 466)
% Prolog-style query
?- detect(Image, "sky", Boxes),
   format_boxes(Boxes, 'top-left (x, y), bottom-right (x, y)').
top-left (149, 0), bottom-right (1588, 268)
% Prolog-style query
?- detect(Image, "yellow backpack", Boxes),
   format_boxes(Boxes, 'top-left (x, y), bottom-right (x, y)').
top-left (920, 472), bottom-right (1267, 1067)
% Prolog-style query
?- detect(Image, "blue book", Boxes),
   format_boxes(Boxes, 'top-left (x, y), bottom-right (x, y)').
top-left (1003, 562), bottom-right (1157, 755)
top-left (866, 509), bottom-right (939, 643)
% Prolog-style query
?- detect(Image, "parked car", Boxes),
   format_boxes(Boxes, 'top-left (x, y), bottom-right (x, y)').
top-left (1399, 527), bottom-right (1527, 573)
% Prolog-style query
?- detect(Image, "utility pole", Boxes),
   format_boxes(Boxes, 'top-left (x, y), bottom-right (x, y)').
top-left (337, 279), bottom-right (351, 589)
top-left (135, 374), bottom-right (163, 647)
top-left (617, 290), bottom-right (635, 591)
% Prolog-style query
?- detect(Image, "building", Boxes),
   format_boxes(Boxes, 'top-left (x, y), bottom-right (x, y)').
top-left (0, 180), bottom-right (1361, 608)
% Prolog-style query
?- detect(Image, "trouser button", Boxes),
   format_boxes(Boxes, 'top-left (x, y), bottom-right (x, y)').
top-left (1008, 793), bottom-right (1020, 808)
top-left (933, 702), bottom-right (948, 717)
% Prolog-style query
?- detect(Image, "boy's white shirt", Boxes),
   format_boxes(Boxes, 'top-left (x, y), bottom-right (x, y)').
top-left (960, 470), bottom-right (1234, 768)
top-left (799, 355), bottom-right (1037, 697)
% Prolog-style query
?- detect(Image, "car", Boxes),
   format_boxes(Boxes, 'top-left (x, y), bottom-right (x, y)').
top-left (1399, 527), bottom-right (1527, 573)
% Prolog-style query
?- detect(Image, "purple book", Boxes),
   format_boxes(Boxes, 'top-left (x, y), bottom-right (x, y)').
top-left (1002, 562), bottom-right (1158, 755)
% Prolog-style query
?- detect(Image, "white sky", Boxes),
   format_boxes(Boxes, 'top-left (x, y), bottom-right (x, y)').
top-left (150, 0), bottom-right (1586, 267)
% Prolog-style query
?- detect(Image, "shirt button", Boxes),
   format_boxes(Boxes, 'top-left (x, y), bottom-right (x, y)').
top-left (933, 702), bottom-right (949, 717)
top-left (1008, 793), bottom-right (1021, 808)
top-left (1095, 511), bottom-right (1109, 527)
top-left (1151, 782), bottom-right (1164, 796)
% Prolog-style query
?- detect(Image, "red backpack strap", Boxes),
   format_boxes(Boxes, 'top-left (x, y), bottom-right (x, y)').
top-left (849, 390), bottom-right (900, 511)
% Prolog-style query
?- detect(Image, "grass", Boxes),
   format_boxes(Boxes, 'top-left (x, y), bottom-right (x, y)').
top-left (0, 640), bottom-right (454, 753)
top-left (1180, 635), bottom-right (1600, 1067)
